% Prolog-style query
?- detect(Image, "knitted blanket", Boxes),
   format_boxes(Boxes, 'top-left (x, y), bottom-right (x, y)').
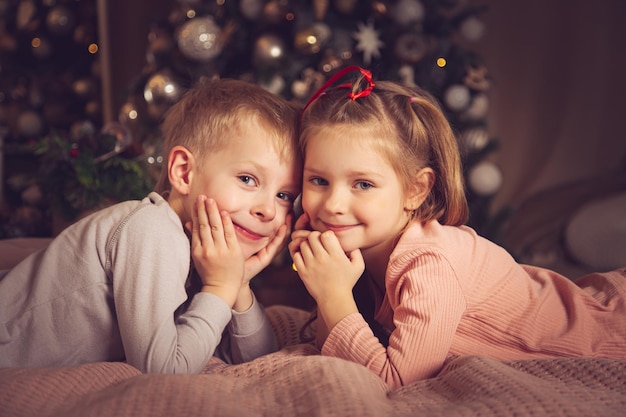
top-left (1, 306), bottom-right (625, 417)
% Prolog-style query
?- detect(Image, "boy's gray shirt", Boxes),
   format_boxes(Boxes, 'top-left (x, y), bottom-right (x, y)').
top-left (0, 192), bottom-right (277, 373)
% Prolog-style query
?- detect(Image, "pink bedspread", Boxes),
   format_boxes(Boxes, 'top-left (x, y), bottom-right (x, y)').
top-left (2, 306), bottom-right (625, 417)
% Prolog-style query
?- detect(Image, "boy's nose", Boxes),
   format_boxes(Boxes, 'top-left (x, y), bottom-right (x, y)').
top-left (252, 195), bottom-right (276, 220)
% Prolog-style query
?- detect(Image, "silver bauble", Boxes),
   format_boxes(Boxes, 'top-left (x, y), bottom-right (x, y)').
top-left (177, 16), bottom-right (223, 62)
top-left (143, 72), bottom-right (183, 107)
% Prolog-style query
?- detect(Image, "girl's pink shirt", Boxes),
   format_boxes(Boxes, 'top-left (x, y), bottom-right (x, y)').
top-left (321, 220), bottom-right (626, 388)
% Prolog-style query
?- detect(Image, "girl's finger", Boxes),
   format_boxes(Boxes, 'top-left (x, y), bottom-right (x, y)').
top-left (305, 231), bottom-right (325, 256)
top-left (293, 212), bottom-right (311, 231)
top-left (299, 240), bottom-right (314, 263)
top-left (319, 231), bottom-right (344, 254)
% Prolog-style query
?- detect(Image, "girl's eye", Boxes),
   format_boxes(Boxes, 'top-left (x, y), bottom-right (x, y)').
top-left (355, 181), bottom-right (374, 190)
top-left (238, 175), bottom-right (257, 186)
top-left (310, 177), bottom-right (328, 186)
top-left (277, 192), bottom-right (295, 203)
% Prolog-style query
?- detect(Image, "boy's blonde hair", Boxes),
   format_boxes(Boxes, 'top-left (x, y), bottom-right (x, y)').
top-left (155, 77), bottom-right (301, 194)
top-left (299, 73), bottom-right (469, 226)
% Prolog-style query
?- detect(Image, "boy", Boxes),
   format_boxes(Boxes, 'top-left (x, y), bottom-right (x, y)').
top-left (0, 78), bottom-right (301, 374)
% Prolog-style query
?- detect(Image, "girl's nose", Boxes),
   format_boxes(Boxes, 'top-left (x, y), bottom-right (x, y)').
top-left (323, 187), bottom-right (347, 214)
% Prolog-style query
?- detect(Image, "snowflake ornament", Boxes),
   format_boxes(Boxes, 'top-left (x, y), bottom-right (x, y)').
top-left (353, 21), bottom-right (384, 65)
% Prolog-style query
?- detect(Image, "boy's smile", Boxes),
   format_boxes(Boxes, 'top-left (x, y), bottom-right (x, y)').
top-left (189, 119), bottom-right (300, 259)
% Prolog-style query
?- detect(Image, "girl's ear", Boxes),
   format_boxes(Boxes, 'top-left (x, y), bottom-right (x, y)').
top-left (168, 146), bottom-right (195, 195)
top-left (405, 167), bottom-right (435, 211)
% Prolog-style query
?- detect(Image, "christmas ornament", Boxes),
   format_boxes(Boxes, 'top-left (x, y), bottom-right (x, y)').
top-left (46, 5), bottom-right (76, 36)
top-left (294, 23), bottom-right (331, 55)
top-left (460, 126), bottom-right (489, 152)
top-left (468, 160), bottom-right (502, 196)
top-left (464, 65), bottom-right (490, 91)
top-left (144, 71), bottom-right (184, 120)
top-left (460, 15), bottom-right (485, 41)
top-left (253, 34), bottom-right (286, 68)
top-left (443, 84), bottom-right (471, 111)
top-left (394, 33), bottom-right (427, 63)
top-left (239, 0), bottom-right (264, 21)
top-left (353, 21), bottom-right (383, 65)
top-left (462, 93), bottom-right (489, 121)
top-left (16, 110), bottom-right (44, 138)
top-left (143, 71), bottom-right (183, 107)
top-left (334, 0), bottom-right (357, 15)
top-left (31, 36), bottom-right (52, 59)
top-left (392, 0), bottom-right (424, 26)
top-left (176, 16), bottom-right (223, 62)
top-left (313, 0), bottom-right (329, 20)
top-left (16, 0), bottom-right (37, 31)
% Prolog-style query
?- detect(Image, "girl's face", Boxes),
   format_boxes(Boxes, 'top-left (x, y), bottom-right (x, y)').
top-left (189, 119), bottom-right (300, 259)
top-left (301, 128), bottom-right (413, 256)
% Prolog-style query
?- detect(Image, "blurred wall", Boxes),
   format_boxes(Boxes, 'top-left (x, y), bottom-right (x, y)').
top-left (472, 0), bottom-right (626, 211)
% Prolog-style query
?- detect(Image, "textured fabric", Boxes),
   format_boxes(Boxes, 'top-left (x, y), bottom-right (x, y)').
top-left (322, 220), bottom-right (626, 388)
top-left (0, 192), bottom-right (276, 373)
top-left (0, 305), bottom-right (625, 417)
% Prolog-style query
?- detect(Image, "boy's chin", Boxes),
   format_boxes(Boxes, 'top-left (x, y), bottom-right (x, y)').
top-left (241, 243), bottom-right (267, 260)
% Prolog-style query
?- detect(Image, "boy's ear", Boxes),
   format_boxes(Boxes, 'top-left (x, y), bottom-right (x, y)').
top-left (405, 167), bottom-right (435, 211)
top-left (168, 146), bottom-right (195, 195)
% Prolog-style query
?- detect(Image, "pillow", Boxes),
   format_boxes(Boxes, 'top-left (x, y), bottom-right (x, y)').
top-left (565, 192), bottom-right (626, 271)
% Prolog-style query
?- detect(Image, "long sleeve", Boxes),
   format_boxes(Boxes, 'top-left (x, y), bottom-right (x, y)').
top-left (322, 252), bottom-right (466, 389)
top-left (109, 196), bottom-right (232, 374)
top-left (216, 293), bottom-right (278, 364)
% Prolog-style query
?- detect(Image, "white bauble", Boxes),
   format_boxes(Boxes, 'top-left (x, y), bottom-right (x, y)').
top-left (444, 84), bottom-right (471, 111)
top-left (468, 161), bottom-right (502, 196)
top-left (460, 16), bottom-right (485, 41)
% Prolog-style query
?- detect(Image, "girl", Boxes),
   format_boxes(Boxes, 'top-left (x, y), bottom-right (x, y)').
top-left (288, 66), bottom-right (626, 389)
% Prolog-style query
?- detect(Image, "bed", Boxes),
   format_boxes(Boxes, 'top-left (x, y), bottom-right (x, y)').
top-left (2, 201), bottom-right (626, 417)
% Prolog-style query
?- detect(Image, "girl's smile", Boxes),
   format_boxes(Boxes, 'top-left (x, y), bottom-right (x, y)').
top-left (302, 128), bottom-right (413, 258)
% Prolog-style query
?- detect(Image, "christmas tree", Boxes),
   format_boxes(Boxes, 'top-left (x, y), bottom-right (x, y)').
top-left (0, 0), bottom-right (152, 237)
top-left (120, 0), bottom-right (504, 238)
top-left (0, 0), bottom-right (505, 240)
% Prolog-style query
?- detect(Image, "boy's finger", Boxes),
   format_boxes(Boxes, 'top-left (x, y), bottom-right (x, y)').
top-left (192, 195), bottom-right (207, 245)
top-left (219, 209), bottom-right (239, 249)
top-left (205, 198), bottom-right (225, 244)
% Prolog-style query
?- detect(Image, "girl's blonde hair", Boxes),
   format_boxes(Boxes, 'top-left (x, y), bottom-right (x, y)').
top-left (155, 77), bottom-right (301, 194)
top-left (299, 71), bottom-right (468, 226)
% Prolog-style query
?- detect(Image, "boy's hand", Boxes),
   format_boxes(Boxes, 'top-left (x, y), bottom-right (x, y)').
top-left (233, 212), bottom-right (293, 312)
top-left (191, 195), bottom-right (243, 307)
top-left (243, 212), bottom-right (293, 283)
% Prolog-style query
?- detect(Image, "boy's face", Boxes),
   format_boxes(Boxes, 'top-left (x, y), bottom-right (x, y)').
top-left (189, 120), bottom-right (300, 259)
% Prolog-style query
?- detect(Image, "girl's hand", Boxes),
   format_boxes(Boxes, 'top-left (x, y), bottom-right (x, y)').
top-left (190, 195), bottom-right (243, 307)
top-left (288, 212), bottom-right (313, 256)
top-left (291, 230), bottom-right (363, 333)
top-left (291, 230), bottom-right (364, 303)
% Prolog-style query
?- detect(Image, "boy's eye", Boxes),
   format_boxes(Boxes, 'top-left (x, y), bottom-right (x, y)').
top-left (355, 181), bottom-right (374, 190)
top-left (238, 175), bottom-right (257, 186)
top-left (277, 192), bottom-right (295, 203)
top-left (310, 177), bottom-right (328, 186)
